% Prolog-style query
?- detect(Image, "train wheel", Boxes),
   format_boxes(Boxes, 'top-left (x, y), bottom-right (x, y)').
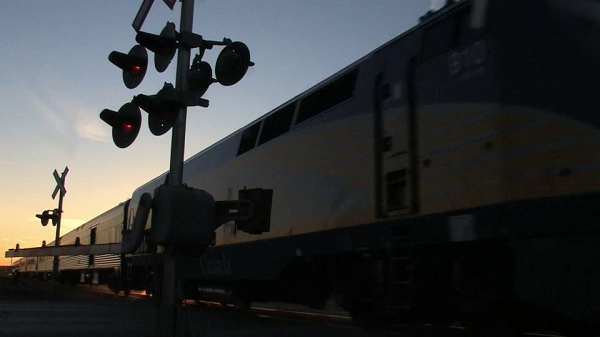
top-left (107, 273), bottom-right (121, 295)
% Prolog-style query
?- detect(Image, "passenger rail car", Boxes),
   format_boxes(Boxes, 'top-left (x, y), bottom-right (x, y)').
top-left (14, 203), bottom-right (128, 287)
top-left (14, 0), bottom-right (600, 332)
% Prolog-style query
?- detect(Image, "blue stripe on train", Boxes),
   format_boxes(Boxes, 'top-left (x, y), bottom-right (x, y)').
top-left (181, 191), bottom-right (600, 281)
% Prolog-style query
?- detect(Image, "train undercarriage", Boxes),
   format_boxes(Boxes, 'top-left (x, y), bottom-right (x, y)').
top-left (11, 228), bottom-right (599, 336)
top-left (121, 233), bottom-right (596, 335)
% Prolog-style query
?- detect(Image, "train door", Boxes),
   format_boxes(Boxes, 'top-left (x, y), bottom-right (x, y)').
top-left (121, 200), bottom-right (130, 242)
top-left (375, 57), bottom-right (419, 218)
top-left (88, 227), bottom-right (96, 267)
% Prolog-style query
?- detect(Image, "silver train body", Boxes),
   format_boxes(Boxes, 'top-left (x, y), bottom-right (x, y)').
top-left (13, 203), bottom-right (126, 284)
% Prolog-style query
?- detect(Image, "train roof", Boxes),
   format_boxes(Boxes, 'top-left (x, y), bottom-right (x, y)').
top-left (131, 0), bottom-right (470, 198)
top-left (182, 0), bottom-right (469, 164)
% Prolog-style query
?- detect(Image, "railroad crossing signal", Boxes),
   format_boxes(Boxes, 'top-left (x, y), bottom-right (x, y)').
top-left (50, 167), bottom-right (68, 282)
top-left (104, 2), bottom-right (260, 335)
top-left (133, 83), bottom-right (182, 136)
top-left (108, 45), bottom-right (148, 89)
top-left (101, 14), bottom-right (254, 148)
top-left (215, 41), bottom-right (253, 86)
top-left (36, 209), bottom-right (60, 227)
top-left (52, 167), bottom-right (68, 200)
top-left (187, 55), bottom-right (215, 97)
top-left (100, 103), bottom-right (142, 148)
top-left (136, 22), bottom-right (178, 73)
top-left (132, 82), bottom-right (209, 136)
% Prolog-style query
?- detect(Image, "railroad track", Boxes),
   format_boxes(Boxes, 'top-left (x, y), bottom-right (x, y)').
top-left (84, 285), bottom-right (567, 336)
top-left (183, 301), bottom-right (566, 337)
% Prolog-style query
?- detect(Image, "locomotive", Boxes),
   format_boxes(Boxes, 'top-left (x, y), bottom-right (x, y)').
top-left (13, 0), bottom-right (600, 332)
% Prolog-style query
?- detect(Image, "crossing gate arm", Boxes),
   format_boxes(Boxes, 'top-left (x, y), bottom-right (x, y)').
top-left (5, 243), bottom-right (122, 258)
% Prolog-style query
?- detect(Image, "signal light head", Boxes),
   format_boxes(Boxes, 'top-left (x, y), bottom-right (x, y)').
top-left (136, 22), bottom-right (177, 73)
top-left (187, 56), bottom-right (215, 97)
top-left (108, 45), bottom-right (148, 89)
top-left (100, 103), bottom-right (142, 148)
top-left (132, 83), bottom-right (179, 136)
top-left (148, 108), bottom-right (178, 136)
top-left (36, 209), bottom-right (60, 226)
top-left (51, 208), bottom-right (60, 226)
top-left (36, 210), bottom-right (50, 226)
top-left (215, 41), bottom-right (253, 86)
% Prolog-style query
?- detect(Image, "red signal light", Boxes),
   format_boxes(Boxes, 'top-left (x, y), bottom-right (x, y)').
top-left (108, 45), bottom-right (148, 89)
top-left (100, 103), bottom-right (141, 148)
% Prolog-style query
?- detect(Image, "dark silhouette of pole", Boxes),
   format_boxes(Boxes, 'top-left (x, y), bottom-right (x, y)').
top-left (51, 167), bottom-right (68, 282)
top-left (169, 0), bottom-right (193, 187)
top-left (162, 1), bottom-right (193, 335)
top-left (51, 189), bottom-right (63, 282)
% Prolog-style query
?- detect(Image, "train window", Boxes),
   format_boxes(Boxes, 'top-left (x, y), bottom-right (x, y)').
top-left (386, 169), bottom-right (407, 211)
top-left (295, 69), bottom-right (358, 125)
top-left (258, 103), bottom-right (295, 146)
top-left (90, 228), bottom-right (97, 245)
top-left (237, 122), bottom-right (261, 156)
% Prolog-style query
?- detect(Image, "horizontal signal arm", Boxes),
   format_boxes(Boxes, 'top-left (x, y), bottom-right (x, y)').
top-left (5, 243), bottom-right (122, 258)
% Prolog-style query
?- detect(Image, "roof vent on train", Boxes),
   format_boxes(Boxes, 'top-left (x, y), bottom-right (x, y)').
top-left (420, 0), bottom-right (457, 22)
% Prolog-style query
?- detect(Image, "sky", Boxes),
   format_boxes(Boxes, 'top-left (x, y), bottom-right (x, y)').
top-left (0, 0), bottom-right (433, 266)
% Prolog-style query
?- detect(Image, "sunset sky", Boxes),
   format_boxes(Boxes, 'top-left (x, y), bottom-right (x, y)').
top-left (0, 0), bottom-right (432, 265)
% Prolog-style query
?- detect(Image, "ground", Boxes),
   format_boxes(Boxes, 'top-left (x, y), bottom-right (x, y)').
top-left (0, 275), bottom-right (114, 301)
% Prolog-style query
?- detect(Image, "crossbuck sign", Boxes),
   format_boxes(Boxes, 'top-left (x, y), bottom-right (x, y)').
top-left (52, 167), bottom-right (69, 200)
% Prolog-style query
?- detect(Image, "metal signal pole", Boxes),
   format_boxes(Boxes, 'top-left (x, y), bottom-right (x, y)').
top-left (169, 0), bottom-right (193, 188)
top-left (111, 0), bottom-right (252, 334)
top-left (52, 190), bottom-right (63, 281)
top-left (162, 1), bottom-right (194, 335)
top-left (51, 167), bottom-right (68, 282)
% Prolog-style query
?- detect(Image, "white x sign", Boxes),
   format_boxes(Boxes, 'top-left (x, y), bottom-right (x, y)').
top-left (132, 0), bottom-right (176, 32)
top-left (52, 167), bottom-right (69, 200)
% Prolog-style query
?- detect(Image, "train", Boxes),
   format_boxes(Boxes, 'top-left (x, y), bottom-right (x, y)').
top-left (11, 203), bottom-right (126, 285)
top-left (11, 0), bottom-right (600, 333)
